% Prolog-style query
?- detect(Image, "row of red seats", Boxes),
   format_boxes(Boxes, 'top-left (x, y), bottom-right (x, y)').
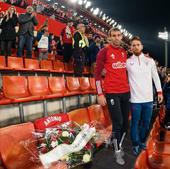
top-left (0, 76), bottom-right (96, 105)
top-left (134, 106), bottom-right (170, 169)
top-left (0, 56), bottom-right (90, 74)
top-left (0, 104), bottom-right (112, 169)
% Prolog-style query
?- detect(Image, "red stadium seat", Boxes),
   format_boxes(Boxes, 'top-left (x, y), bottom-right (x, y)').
top-left (7, 57), bottom-right (24, 70)
top-left (79, 77), bottom-right (91, 94)
top-left (2, 76), bottom-right (40, 103)
top-left (0, 56), bottom-right (7, 69)
top-left (68, 108), bottom-right (90, 125)
top-left (28, 76), bottom-right (50, 99)
top-left (89, 77), bottom-right (97, 94)
top-left (48, 77), bottom-right (67, 98)
top-left (83, 66), bottom-right (90, 75)
top-left (24, 58), bottom-right (40, 70)
top-left (53, 60), bottom-right (65, 72)
top-left (65, 77), bottom-right (81, 96)
top-left (64, 63), bottom-right (74, 73)
top-left (40, 60), bottom-right (53, 71)
top-left (48, 53), bottom-right (55, 60)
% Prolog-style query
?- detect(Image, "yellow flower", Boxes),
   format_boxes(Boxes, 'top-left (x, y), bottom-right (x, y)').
top-left (62, 131), bottom-right (69, 137)
top-left (82, 154), bottom-right (91, 163)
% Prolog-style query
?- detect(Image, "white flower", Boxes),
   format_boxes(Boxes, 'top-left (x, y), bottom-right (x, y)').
top-left (62, 131), bottom-right (69, 137)
top-left (41, 143), bottom-right (46, 147)
top-left (82, 154), bottom-right (91, 163)
top-left (60, 155), bottom-right (70, 161)
top-left (51, 141), bottom-right (58, 148)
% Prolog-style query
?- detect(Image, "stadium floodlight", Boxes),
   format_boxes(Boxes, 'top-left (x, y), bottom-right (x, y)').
top-left (85, 1), bottom-right (91, 8)
top-left (83, 0), bottom-right (87, 3)
top-left (93, 8), bottom-right (99, 15)
top-left (78, 0), bottom-right (83, 5)
top-left (61, 5), bottom-right (65, 8)
top-left (158, 27), bottom-right (169, 67)
top-left (70, 0), bottom-right (77, 3)
top-left (102, 14), bottom-right (106, 20)
top-left (99, 11), bottom-right (103, 17)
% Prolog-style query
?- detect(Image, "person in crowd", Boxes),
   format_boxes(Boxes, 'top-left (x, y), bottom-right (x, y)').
top-left (126, 36), bottom-right (163, 156)
top-left (37, 25), bottom-right (49, 60)
top-left (73, 23), bottom-right (89, 76)
top-left (163, 73), bottom-right (170, 129)
top-left (0, 12), bottom-right (4, 35)
top-left (95, 28), bottom-right (130, 165)
top-left (50, 34), bottom-right (57, 55)
top-left (60, 20), bottom-right (74, 63)
top-left (17, 6), bottom-right (38, 58)
top-left (88, 35), bottom-right (101, 73)
top-left (0, 6), bottom-right (18, 57)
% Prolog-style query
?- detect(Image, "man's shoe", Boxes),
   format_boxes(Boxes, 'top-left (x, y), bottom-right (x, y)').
top-left (114, 150), bottom-right (125, 165)
top-left (132, 146), bottom-right (140, 156)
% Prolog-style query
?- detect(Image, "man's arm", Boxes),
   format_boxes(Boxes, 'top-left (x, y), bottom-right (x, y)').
top-left (95, 48), bottom-right (107, 106)
top-left (151, 59), bottom-right (163, 103)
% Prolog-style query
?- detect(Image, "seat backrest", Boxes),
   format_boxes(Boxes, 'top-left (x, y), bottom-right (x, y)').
top-left (48, 54), bottom-right (55, 60)
top-left (53, 60), bottom-right (64, 72)
top-left (48, 77), bottom-right (67, 94)
top-left (8, 56), bottom-right (24, 69)
top-left (87, 104), bottom-right (106, 125)
top-left (28, 76), bottom-right (50, 96)
top-left (0, 56), bottom-right (6, 69)
top-left (40, 60), bottom-right (53, 70)
top-left (66, 77), bottom-right (80, 92)
top-left (79, 77), bottom-right (91, 91)
top-left (68, 108), bottom-right (90, 125)
top-left (0, 122), bottom-right (36, 169)
top-left (3, 76), bottom-right (30, 98)
top-left (89, 77), bottom-right (96, 90)
top-left (64, 63), bottom-right (73, 73)
top-left (24, 58), bottom-right (40, 70)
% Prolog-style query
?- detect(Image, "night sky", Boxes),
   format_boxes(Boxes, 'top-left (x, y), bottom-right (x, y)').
top-left (92, 0), bottom-right (170, 67)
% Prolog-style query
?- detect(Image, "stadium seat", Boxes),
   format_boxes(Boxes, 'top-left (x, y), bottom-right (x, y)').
top-left (134, 150), bottom-right (150, 169)
top-left (68, 108), bottom-right (90, 125)
top-left (89, 77), bottom-right (97, 94)
top-left (24, 58), bottom-right (40, 70)
top-left (28, 76), bottom-right (50, 99)
top-left (64, 63), bottom-right (74, 73)
top-left (79, 77), bottom-right (91, 94)
top-left (2, 76), bottom-right (40, 103)
top-left (65, 77), bottom-right (81, 96)
top-left (0, 56), bottom-right (7, 69)
top-left (48, 53), bottom-right (55, 60)
top-left (40, 60), bottom-right (53, 71)
top-left (83, 66), bottom-right (90, 75)
top-left (48, 77), bottom-right (67, 98)
top-left (53, 60), bottom-right (65, 72)
top-left (7, 56), bottom-right (24, 70)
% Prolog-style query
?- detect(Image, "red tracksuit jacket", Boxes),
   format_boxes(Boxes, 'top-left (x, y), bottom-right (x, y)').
top-left (95, 44), bottom-right (130, 95)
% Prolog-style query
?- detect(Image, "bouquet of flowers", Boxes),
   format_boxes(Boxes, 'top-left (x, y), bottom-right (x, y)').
top-left (34, 121), bottom-right (96, 168)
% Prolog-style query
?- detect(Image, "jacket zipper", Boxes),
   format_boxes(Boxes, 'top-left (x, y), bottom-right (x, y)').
top-left (138, 57), bottom-right (141, 65)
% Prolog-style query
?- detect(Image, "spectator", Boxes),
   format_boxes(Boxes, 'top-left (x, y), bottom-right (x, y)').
top-left (17, 6), bottom-right (38, 58)
top-left (88, 35), bottom-right (101, 73)
top-left (73, 23), bottom-right (89, 76)
top-left (0, 12), bottom-right (4, 35)
top-left (37, 25), bottom-right (49, 60)
top-left (50, 34), bottom-right (57, 55)
top-left (60, 20), bottom-right (74, 63)
top-left (0, 6), bottom-right (18, 57)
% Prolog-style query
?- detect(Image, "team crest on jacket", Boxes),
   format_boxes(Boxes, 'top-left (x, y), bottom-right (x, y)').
top-left (110, 53), bottom-right (115, 59)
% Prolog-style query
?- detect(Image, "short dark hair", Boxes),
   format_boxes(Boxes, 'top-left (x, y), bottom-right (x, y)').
top-left (108, 28), bottom-right (121, 36)
top-left (130, 36), bottom-right (142, 45)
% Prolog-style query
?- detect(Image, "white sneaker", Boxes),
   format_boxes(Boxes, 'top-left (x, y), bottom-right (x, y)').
top-left (114, 150), bottom-right (125, 165)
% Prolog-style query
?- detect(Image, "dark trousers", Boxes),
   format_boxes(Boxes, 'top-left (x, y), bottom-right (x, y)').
top-left (106, 92), bottom-right (130, 148)
top-left (73, 49), bottom-right (85, 76)
top-left (63, 43), bottom-right (73, 63)
top-left (17, 33), bottom-right (33, 58)
top-left (0, 40), bottom-right (13, 56)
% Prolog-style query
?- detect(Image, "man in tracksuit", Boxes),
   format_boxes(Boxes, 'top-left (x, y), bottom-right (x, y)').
top-left (126, 36), bottom-right (163, 155)
top-left (95, 28), bottom-right (130, 165)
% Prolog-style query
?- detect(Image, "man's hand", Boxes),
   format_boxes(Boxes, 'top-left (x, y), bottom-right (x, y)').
top-left (97, 95), bottom-right (107, 106)
top-left (31, 12), bottom-right (36, 18)
top-left (158, 93), bottom-right (163, 104)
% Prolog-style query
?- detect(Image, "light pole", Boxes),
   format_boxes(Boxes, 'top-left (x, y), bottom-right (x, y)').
top-left (158, 27), bottom-right (168, 67)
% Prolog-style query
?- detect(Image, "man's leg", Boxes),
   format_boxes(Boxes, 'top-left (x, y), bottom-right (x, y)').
top-left (26, 34), bottom-right (33, 58)
top-left (6, 40), bottom-right (13, 56)
top-left (106, 94), bottom-right (125, 165)
top-left (120, 92), bottom-right (130, 150)
top-left (130, 103), bottom-right (142, 155)
top-left (139, 102), bottom-right (153, 147)
top-left (17, 35), bottom-right (26, 57)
